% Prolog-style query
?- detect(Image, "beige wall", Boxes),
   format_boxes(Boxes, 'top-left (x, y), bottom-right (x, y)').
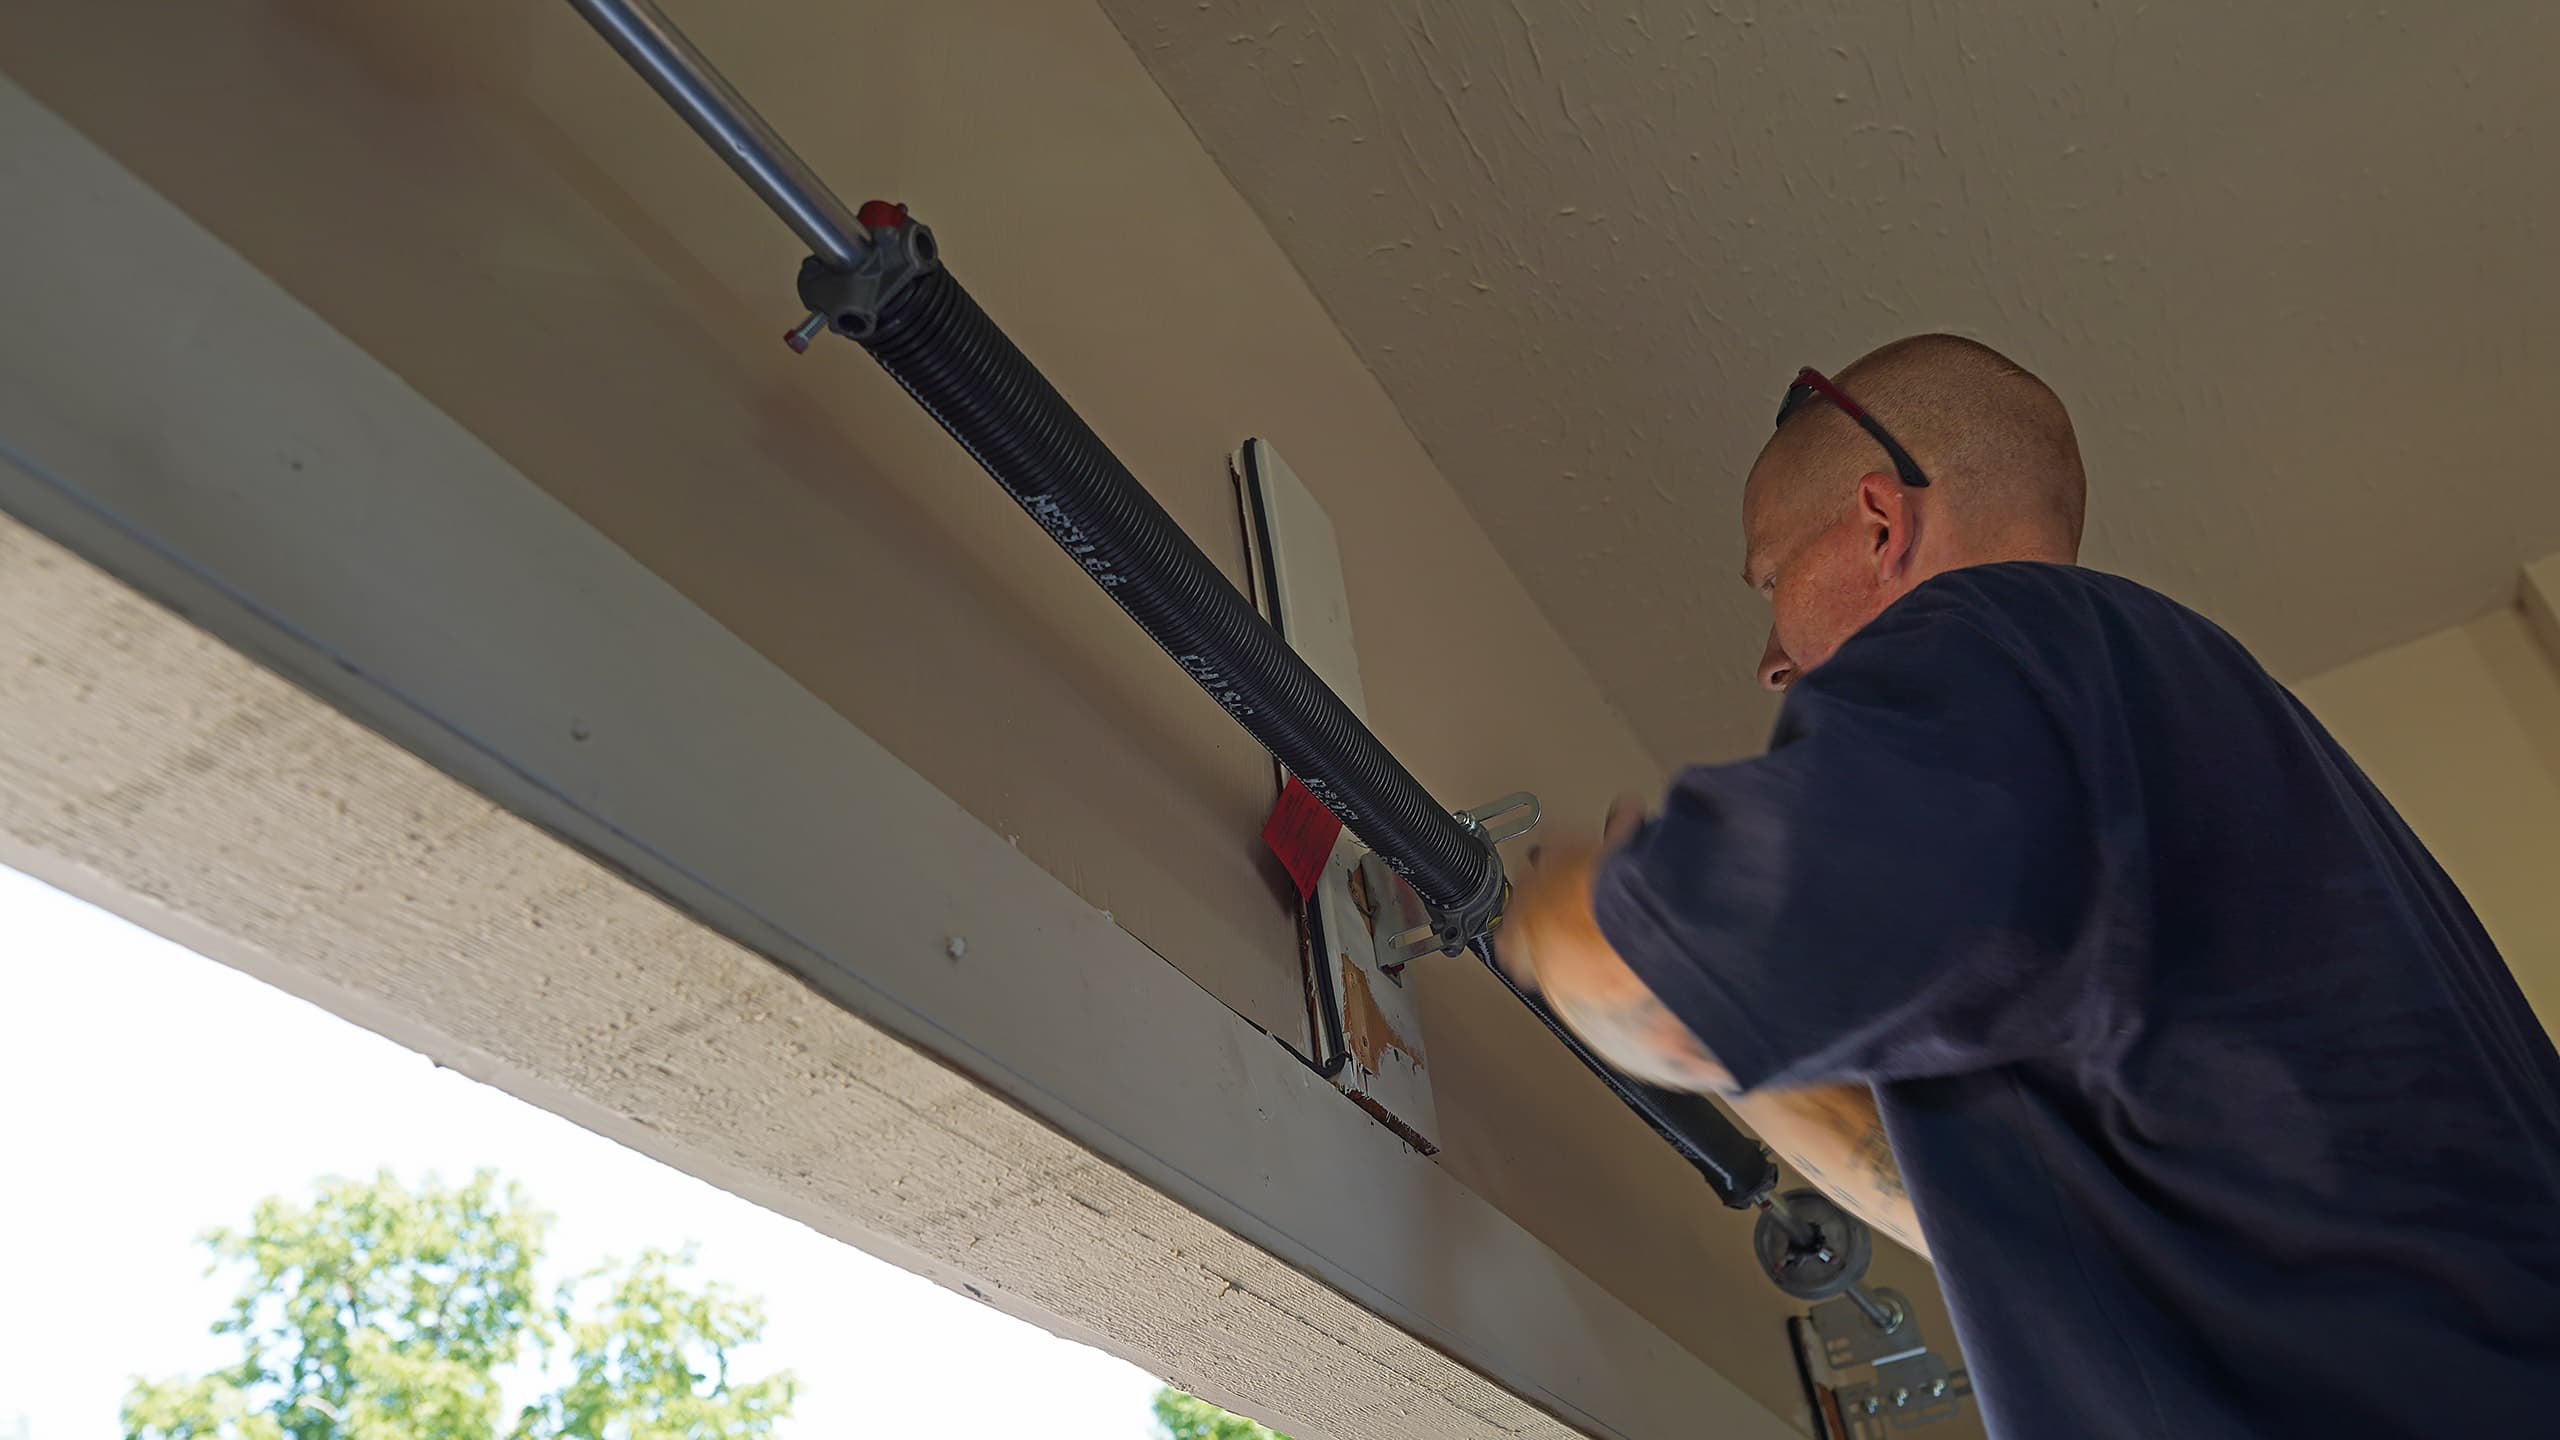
top-left (2295, 591), bottom-right (2560, 1026)
top-left (0, 0), bottom-right (1956, 1428)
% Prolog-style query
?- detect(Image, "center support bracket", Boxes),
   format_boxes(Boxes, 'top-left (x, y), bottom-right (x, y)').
top-left (1233, 437), bottom-right (1538, 1151)
top-left (1366, 792), bottom-right (1539, 971)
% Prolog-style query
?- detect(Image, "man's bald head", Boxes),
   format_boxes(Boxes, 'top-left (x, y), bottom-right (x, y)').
top-left (1752, 333), bottom-right (2086, 562)
top-left (1738, 335), bottom-right (2087, 692)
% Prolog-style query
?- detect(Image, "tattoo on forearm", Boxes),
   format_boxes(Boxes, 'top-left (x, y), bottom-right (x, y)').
top-left (1764, 1093), bottom-right (1929, 1258)
top-left (1855, 1127), bottom-right (1908, 1203)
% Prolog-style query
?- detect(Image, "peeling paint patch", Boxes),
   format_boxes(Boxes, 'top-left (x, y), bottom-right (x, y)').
top-left (1338, 951), bottom-right (1423, 1074)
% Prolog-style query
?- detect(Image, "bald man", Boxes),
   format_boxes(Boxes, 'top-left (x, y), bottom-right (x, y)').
top-left (1505, 335), bottom-right (2560, 1437)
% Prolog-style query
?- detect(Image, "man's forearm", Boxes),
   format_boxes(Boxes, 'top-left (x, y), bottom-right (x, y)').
top-left (1730, 1082), bottom-right (1929, 1260)
top-left (1503, 848), bottom-right (1928, 1258)
top-left (1545, 966), bottom-right (1934, 1257)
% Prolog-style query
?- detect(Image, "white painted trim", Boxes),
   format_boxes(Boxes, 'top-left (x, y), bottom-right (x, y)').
top-left (1237, 438), bottom-right (1370, 718)
top-left (0, 77), bottom-right (1787, 1440)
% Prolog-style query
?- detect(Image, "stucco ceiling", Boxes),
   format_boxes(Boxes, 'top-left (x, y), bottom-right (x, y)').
top-left (1103, 1), bottom-right (2560, 762)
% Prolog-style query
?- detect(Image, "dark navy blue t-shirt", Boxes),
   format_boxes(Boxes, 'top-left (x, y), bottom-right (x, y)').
top-left (1593, 563), bottom-right (2560, 1438)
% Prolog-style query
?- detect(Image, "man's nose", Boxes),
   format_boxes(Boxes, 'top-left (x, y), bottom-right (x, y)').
top-left (1757, 627), bottom-right (1796, 693)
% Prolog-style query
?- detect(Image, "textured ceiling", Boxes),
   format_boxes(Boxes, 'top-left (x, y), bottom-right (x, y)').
top-left (1102, 0), bottom-right (2560, 762)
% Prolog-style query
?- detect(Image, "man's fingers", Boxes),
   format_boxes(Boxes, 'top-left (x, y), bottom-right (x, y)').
top-left (1602, 791), bottom-right (1650, 847)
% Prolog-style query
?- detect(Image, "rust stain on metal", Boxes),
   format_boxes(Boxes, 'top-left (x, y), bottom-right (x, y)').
top-left (1338, 952), bottom-right (1423, 1074)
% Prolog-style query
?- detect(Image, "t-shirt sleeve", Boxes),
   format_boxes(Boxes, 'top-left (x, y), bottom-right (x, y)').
top-left (1591, 586), bottom-right (2105, 1091)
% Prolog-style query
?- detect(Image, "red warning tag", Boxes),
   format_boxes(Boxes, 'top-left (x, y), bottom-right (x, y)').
top-left (1261, 775), bottom-right (1345, 901)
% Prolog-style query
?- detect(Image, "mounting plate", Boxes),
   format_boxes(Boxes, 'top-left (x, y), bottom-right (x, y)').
top-left (1318, 836), bottom-right (1437, 1149)
top-left (1235, 437), bottom-right (1436, 1149)
top-left (1808, 1286), bottom-right (1974, 1435)
top-left (1834, 1352), bottom-right (1972, 1436)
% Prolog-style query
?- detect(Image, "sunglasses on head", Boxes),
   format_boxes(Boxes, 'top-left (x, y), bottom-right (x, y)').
top-left (1775, 367), bottom-right (1930, 488)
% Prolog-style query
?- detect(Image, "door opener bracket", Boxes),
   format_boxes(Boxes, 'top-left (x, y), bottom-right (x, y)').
top-left (1235, 438), bottom-right (1541, 1151)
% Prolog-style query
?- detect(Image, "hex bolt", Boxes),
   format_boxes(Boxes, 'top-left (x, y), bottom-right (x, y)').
top-left (1930, 1378), bottom-right (1948, 1398)
top-left (1893, 1388), bottom-right (1911, 1407)
top-left (785, 311), bottom-right (828, 353)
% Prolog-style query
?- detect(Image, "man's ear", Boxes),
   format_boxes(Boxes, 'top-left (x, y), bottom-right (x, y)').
top-left (1857, 470), bottom-right (1918, 582)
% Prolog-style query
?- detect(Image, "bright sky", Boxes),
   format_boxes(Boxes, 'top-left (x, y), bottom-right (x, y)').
top-left (0, 862), bottom-right (1167, 1439)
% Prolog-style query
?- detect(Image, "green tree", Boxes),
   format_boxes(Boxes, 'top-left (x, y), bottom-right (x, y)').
top-left (123, 1171), bottom-right (794, 1440)
top-left (1151, 1389), bottom-right (1291, 1440)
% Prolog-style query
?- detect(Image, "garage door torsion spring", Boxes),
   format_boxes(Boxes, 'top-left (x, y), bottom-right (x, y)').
top-left (859, 265), bottom-right (1496, 915)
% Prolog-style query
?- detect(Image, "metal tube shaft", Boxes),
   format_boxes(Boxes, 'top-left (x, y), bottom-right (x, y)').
top-left (565, 0), bottom-right (867, 269)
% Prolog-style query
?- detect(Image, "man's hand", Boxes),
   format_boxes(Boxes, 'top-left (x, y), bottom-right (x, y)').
top-left (1500, 794), bottom-right (1738, 1095)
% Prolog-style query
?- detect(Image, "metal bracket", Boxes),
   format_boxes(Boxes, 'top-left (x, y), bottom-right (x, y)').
top-left (1356, 850), bottom-right (1430, 983)
top-left (1834, 1352), bottom-right (1972, 1436)
top-left (1373, 793), bottom-right (1542, 965)
top-left (1808, 1286), bottom-right (1974, 1434)
top-left (1301, 787), bottom-right (1537, 1152)
top-left (1310, 829), bottom-right (1438, 1148)
top-left (1361, 791), bottom-right (1541, 973)
top-left (1466, 791), bottom-right (1543, 846)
